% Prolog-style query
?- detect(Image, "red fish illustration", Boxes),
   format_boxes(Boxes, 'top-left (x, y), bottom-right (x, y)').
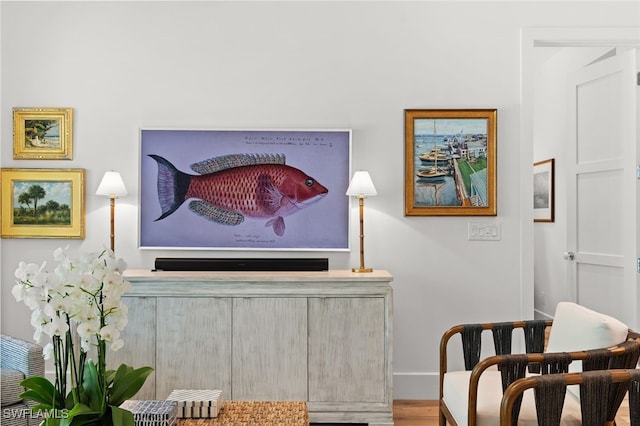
top-left (149, 153), bottom-right (328, 236)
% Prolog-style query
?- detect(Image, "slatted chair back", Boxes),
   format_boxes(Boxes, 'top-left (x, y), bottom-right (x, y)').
top-left (439, 320), bottom-right (552, 426)
top-left (455, 320), bottom-right (549, 371)
top-left (500, 369), bottom-right (640, 426)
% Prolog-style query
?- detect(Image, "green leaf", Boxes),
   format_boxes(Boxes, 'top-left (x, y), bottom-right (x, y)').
top-left (41, 418), bottom-right (61, 426)
top-left (60, 403), bottom-right (101, 426)
top-left (66, 403), bottom-right (97, 416)
top-left (19, 390), bottom-right (57, 407)
top-left (108, 365), bottom-right (154, 406)
top-left (81, 360), bottom-right (105, 412)
top-left (65, 388), bottom-right (80, 409)
top-left (25, 402), bottom-right (59, 414)
top-left (20, 377), bottom-right (56, 399)
top-left (110, 405), bottom-right (134, 426)
top-left (113, 364), bottom-right (132, 385)
top-left (20, 377), bottom-right (64, 408)
top-left (105, 368), bottom-right (117, 386)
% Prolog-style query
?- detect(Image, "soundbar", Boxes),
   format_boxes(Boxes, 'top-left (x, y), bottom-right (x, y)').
top-left (153, 257), bottom-right (329, 272)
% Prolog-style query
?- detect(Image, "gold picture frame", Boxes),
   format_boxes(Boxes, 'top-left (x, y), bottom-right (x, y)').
top-left (404, 109), bottom-right (497, 216)
top-left (13, 107), bottom-right (73, 159)
top-left (1, 168), bottom-right (85, 239)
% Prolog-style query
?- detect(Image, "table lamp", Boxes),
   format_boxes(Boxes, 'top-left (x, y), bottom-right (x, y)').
top-left (346, 171), bottom-right (377, 272)
top-left (96, 171), bottom-right (128, 252)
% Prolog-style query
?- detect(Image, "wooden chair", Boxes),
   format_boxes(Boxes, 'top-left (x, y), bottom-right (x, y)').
top-left (439, 302), bottom-right (639, 425)
top-left (500, 368), bottom-right (640, 426)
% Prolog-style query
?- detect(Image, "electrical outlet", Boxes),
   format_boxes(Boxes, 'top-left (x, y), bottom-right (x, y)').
top-left (468, 222), bottom-right (501, 241)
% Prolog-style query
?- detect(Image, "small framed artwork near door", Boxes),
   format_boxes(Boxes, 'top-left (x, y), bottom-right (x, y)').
top-left (533, 158), bottom-right (554, 222)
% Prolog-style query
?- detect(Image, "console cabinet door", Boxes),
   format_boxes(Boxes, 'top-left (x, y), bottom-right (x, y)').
top-left (108, 296), bottom-right (157, 399)
top-left (156, 297), bottom-right (232, 399)
top-left (232, 298), bottom-right (307, 400)
top-left (308, 297), bottom-right (386, 403)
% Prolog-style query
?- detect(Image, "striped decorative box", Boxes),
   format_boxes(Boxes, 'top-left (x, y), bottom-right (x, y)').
top-left (120, 400), bottom-right (178, 426)
top-left (166, 389), bottom-right (224, 418)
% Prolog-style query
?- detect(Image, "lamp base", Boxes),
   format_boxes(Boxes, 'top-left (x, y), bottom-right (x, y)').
top-left (352, 267), bottom-right (373, 273)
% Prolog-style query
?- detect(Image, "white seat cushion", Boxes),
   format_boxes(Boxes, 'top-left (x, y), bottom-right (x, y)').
top-left (443, 370), bottom-right (582, 426)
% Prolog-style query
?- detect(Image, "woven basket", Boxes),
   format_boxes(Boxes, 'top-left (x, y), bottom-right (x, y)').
top-left (176, 401), bottom-right (308, 426)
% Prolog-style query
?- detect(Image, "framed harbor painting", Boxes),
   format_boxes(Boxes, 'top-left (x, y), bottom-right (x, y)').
top-left (139, 129), bottom-right (351, 250)
top-left (1, 168), bottom-right (85, 238)
top-left (404, 109), bottom-right (497, 216)
top-left (533, 158), bottom-right (555, 222)
top-left (13, 107), bottom-right (73, 160)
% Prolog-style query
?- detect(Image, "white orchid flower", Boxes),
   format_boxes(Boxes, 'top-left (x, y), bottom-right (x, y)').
top-left (110, 338), bottom-right (124, 352)
top-left (14, 246), bottom-right (134, 400)
top-left (99, 324), bottom-right (121, 343)
top-left (11, 283), bottom-right (26, 302)
top-left (42, 342), bottom-right (54, 360)
top-left (43, 315), bottom-right (69, 337)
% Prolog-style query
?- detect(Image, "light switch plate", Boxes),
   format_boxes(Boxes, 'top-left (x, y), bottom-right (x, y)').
top-left (468, 222), bottom-right (501, 241)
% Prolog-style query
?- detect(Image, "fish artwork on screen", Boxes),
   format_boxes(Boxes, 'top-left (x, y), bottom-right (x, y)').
top-left (139, 129), bottom-right (351, 251)
top-left (149, 153), bottom-right (328, 237)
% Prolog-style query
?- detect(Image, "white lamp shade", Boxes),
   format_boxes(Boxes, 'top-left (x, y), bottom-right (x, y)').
top-left (96, 171), bottom-right (128, 197)
top-left (346, 171), bottom-right (377, 197)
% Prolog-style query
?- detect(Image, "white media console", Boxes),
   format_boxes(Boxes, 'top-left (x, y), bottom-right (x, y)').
top-left (113, 269), bottom-right (394, 425)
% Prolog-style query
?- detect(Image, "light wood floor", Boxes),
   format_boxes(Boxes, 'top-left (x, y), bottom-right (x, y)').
top-left (391, 400), bottom-right (632, 425)
top-left (392, 400), bottom-right (439, 425)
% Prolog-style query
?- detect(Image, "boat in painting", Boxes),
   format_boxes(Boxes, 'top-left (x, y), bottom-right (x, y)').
top-left (417, 166), bottom-right (447, 181)
top-left (419, 148), bottom-right (450, 164)
top-left (416, 121), bottom-right (448, 181)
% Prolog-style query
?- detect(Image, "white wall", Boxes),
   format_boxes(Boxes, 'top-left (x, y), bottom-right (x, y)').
top-left (2, 1), bottom-right (638, 399)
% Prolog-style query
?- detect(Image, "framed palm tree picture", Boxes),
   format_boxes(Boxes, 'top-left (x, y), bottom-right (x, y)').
top-left (1, 168), bottom-right (85, 238)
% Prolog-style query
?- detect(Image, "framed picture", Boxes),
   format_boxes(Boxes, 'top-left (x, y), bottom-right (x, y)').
top-left (404, 109), bottom-right (497, 216)
top-left (13, 107), bottom-right (73, 160)
top-left (533, 158), bottom-right (555, 222)
top-left (139, 129), bottom-right (351, 250)
top-left (1, 168), bottom-right (85, 239)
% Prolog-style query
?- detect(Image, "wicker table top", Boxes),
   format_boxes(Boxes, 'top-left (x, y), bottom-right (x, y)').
top-left (176, 401), bottom-right (309, 426)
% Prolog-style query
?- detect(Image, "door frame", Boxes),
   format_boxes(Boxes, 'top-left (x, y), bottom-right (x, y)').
top-left (521, 27), bottom-right (640, 319)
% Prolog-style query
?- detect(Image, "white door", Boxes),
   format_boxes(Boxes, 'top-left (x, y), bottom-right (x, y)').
top-left (566, 48), bottom-right (638, 329)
